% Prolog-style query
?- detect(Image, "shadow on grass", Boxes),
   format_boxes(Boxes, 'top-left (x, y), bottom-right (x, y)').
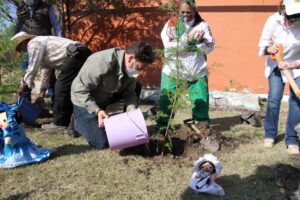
top-left (50, 144), bottom-right (92, 158)
top-left (210, 115), bottom-right (242, 132)
top-left (3, 190), bottom-right (35, 200)
top-left (181, 164), bottom-right (300, 200)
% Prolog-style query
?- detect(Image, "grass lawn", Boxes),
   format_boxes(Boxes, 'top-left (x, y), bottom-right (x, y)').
top-left (0, 101), bottom-right (299, 200)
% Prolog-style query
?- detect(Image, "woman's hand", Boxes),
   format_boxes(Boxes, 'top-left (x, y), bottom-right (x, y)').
top-left (188, 30), bottom-right (204, 42)
top-left (97, 110), bottom-right (109, 128)
top-left (267, 44), bottom-right (279, 55)
top-left (278, 61), bottom-right (295, 70)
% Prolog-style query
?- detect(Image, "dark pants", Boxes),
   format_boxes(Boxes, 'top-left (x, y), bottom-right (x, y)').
top-left (53, 46), bottom-right (92, 126)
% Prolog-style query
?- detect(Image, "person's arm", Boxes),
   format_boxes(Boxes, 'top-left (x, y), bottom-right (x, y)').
top-left (278, 60), bottom-right (300, 70)
top-left (48, 6), bottom-right (63, 37)
top-left (122, 80), bottom-right (138, 111)
top-left (22, 40), bottom-right (45, 88)
top-left (71, 56), bottom-right (111, 127)
top-left (14, 18), bottom-right (22, 34)
top-left (33, 67), bottom-right (51, 108)
top-left (258, 14), bottom-right (277, 57)
top-left (193, 22), bottom-right (215, 55)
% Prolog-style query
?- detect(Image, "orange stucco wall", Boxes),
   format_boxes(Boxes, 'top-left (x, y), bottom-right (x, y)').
top-left (70, 0), bottom-right (281, 94)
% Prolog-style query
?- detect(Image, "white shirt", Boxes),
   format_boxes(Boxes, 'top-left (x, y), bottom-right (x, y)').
top-left (23, 36), bottom-right (80, 89)
top-left (161, 18), bottom-right (215, 81)
top-left (258, 12), bottom-right (300, 82)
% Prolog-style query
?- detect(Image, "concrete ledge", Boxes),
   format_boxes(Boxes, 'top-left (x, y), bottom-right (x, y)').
top-left (209, 91), bottom-right (260, 111)
top-left (141, 88), bottom-right (266, 111)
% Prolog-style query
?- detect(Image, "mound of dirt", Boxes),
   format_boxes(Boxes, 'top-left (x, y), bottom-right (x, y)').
top-left (120, 126), bottom-right (240, 159)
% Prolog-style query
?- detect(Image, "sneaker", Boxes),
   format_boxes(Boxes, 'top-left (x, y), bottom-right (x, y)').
top-left (287, 145), bottom-right (300, 155)
top-left (264, 138), bottom-right (275, 148)
top-left (41, 122), bottom-right (67, 132)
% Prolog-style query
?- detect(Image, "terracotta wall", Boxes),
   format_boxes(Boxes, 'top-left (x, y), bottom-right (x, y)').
top-left (70, 0), bottom-right (281, 94)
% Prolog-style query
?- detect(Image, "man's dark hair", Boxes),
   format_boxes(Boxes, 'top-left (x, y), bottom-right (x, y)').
top-left (125, 41), bottom-right (155, 64)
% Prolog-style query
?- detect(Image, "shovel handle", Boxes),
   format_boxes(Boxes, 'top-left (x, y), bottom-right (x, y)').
top-left (190, 124), bottom-right (206, 138)
top-left (270, 44), bottom-right (300, 97)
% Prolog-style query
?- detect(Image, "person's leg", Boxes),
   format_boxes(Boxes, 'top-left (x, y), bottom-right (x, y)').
top-left (53, 47), bottom-right (91, 126)
top-left (188, 76), bottom-right (209, 123)
top-left (285, 77), bottom-right (300, 147)
top-left (73, 105), bottom-right (108, 149)
top-left (47, 69), bottom-right (56, 106)
top-left (264, 68), bottom-right (284, 142)
top-left (156, 73), bottom-right (177, 129)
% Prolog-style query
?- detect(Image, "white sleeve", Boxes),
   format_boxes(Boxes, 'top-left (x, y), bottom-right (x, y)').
top-left (195, 22), bottom-right (215, 54)
top-left (22, 41), bottom-right (46, 88)
top-left (258, 14), bottom-right (277, 57)
top-left (39, 67), bottom-right (52, 90)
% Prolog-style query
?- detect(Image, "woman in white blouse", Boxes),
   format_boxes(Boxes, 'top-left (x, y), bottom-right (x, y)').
top-left (258, 0), bottom-right (300, 155)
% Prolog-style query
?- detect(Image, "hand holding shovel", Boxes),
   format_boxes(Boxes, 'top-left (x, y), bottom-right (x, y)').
top-left (270, 44), bottom-right (300, 97)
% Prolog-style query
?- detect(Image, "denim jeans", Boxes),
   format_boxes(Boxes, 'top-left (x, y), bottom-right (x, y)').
top-left (264, 67), bottom-right (300, 145)
top-left (73, 105), bottom-right (108, 149)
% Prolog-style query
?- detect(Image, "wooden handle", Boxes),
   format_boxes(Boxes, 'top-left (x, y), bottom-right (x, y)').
top-left (282, 69), bottom-right (300, 97)
top-left (270, 44), bottom-right (300, 97)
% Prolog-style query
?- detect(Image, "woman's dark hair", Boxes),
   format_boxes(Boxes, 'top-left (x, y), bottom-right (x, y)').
top-left (179, 0), bottom-right (204, 27)
top-left (278, 0), bottom-right (284, 15)
top-left (125, 41), bottom-right (155, 64)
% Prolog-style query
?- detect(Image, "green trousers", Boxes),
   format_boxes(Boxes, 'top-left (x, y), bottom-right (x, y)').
top-left (156, 73), bottom-right (210, 128)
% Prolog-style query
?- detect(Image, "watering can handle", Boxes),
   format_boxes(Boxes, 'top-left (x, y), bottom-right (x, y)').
top-left (270, 44), bottom-right (300, 97)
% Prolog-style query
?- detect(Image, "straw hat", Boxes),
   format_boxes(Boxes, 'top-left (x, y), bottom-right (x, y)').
top-left (284, 0), bottom-right (300, 15)
top-left (11, 31), bottom-right (36, 51)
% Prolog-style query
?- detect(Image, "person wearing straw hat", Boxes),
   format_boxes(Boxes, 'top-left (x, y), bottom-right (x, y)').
top-left (15, 0), bottom-right (63, 103)
top-left (70, 41), bottom-right (155, 149)
top-left (11, 31), bottom-right (92, 132)
top-left (258, 0), bottom-right (300, 155)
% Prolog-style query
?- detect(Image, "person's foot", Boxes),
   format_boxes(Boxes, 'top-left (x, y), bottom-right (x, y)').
top-left (264, 138), bottom-right (275, 148)
top-left (67, 129), bottom-right (81, 138)
top-left (287, 145), bottom-right (300, 155)
top-left (41, 122), bottom-right (67, 132)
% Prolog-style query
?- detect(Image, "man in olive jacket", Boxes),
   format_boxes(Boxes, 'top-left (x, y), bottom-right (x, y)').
top-left (71, 42), bottom-right (155, 149)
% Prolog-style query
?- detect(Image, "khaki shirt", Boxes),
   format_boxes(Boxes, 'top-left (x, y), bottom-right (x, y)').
top-left (71, 48), bottom-right (137, 114)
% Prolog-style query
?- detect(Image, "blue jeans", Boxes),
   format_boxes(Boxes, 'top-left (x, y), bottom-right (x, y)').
top-left (264, 67), bottom-right (300, 145)
top-left (73, 105), bottom-right (108, 149)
